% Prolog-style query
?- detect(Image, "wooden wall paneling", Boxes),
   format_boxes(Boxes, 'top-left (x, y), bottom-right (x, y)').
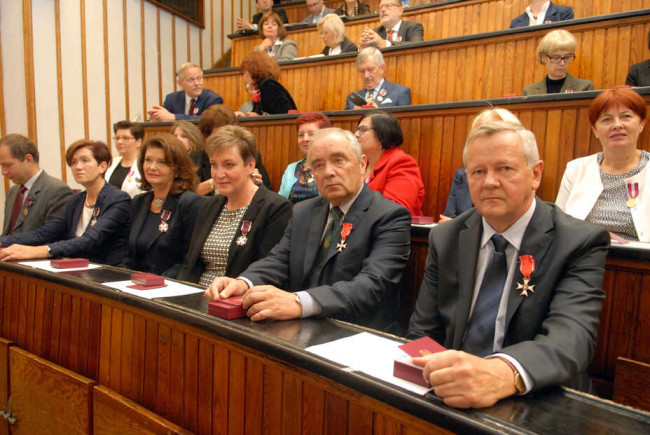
top-left (9, 347), bottom-right (95, 434)
top-left (282, 368), bottom-right (303, 433)
top-left (228, 351), bottom-right (246, 432)
top-left (182, 333), bottom-right (199, 432)
top-left (119, 311), bottom-right (135, 406)
top-left (211, 342), bottom-right (229, 434)
top-left (21, 0), bottom-right (37, 142)
top-left (612, 357), bottom-right (650, 412)
top-left (0, 338), bottom-right (12, 435)
top-left (169, 327), bottom-right (185, 424)
top-left (93, 385), bottom-right (192, 434)
top-left (263, 357), bottom-right (283, 433)
top-left (302, 381), bottom-right (326, 433)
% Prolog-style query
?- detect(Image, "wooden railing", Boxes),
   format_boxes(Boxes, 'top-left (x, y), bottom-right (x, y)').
top-left (229, 0), bottom-right (650, 65)
top-left (209, 11), bottom-right (650, 112)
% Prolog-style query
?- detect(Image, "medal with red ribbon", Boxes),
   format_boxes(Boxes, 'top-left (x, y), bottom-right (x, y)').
top-left (127, 169), bottom-right (134, 183)
top-left (516, 255), bottom-right (535, 297)
top-left (22, 197), bottom-right (32, 216)
top-left (336, 223), bottom-right (353, 252)
top-left (626, 182), bottom-right (639, 208)
top-left (377, 88), bottom-right (387, 102)
top-left (236, 220), bottom-right (252, 246)
top-left (158, 210), bottom-right (171, 233)
top-left (90, 207), bottom-right (100, 227)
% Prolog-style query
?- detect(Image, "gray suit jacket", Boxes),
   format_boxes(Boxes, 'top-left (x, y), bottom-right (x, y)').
top-left (522, 73), bottom-right (594, 96)
top-left (374, 20), bottom-right (424, 46)
top-left (255, 39), bottom-right (297, 63)
top-left (407, 200), bottom-right (610, 391)
top-left (345, 79), bottom-right (411, 110)
top-left (241, 184), bottom-right (411, 331)
top-left (301, 7), bottom-right (335, 24)
top-left (626, 59), bottom-right (650, 87)
top-left (3, 170), bottom-right (73, 236)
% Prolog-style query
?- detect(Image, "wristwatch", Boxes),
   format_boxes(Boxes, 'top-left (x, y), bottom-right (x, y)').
top-left (497, 357), bottom-right (526, 395)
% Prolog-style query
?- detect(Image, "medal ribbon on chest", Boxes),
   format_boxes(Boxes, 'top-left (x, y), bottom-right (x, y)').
top-left (516, 255), bottom-right (535, 297)
top-left (22, 197), bottom-right (32, 216)
top-left (626, 182), bottom-right (639, 208)
top-left (90, 207), bottom-right (100, 227)
top-left (336, 223), bottom-right (353, 252)
top-left (158, 210), bottom-right (172, 233)
top-left (236, 220), bottom-right (253, 246)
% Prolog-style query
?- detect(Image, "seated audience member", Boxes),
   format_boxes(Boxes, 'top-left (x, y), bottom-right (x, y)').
top-left (345, 48), bottom-right (411, 109)
top-left (358, 0), bottom-right (423, 49)
top-left (177, 126), bottom-right (292, 285)
top-left (626, 29), bottom-right (650, 87)
top-left (510, 0), bottom-right (574, 28)
top-left (354, 111), bottom-right (424, 215)
top-left (522, 30), bottom-right (594, 96)
top-left (278, 112), bottom-right (331, 202)
top-left (556, 88), bottom-right (649, 242)
top-left (0, 134), bottom-right (73, 236)
top-left (254, 12), bottom-right (297, 63)
top-left (301, 0), bottom-right (335, 24)
top-left (0, 140), bottom-right (131, 265)
top-left (204, 128), bottom-right (411, 332)
top-left (318, 14), bottom-right (357, 56)
top-left (124, 135), bottom-right (203, 277)
top-left (236, 52), bottom-right (297, 116)
top-left (408, 121), bottom-right (609, 408)
top-left (171, 121), bottom-right (203, 154)
top-left (148, 63), bottom-right (223, 121)
top-left (236, 0), bottom-right (288, 33)
top-left (106, 120), bottom-right (145, 198)
top-left (440, 108), bottom-right (522, 222)
top-left (198, 105), bottom-right (272, 190)
top-left (335, 0), bottom-right (371, 18)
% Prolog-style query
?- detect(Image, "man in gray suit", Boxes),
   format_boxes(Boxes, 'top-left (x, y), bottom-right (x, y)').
top-left (407, 122), bottom-right (609, 408)
top-left (0, 134), bottom-right (73, 236)
top-left (205, 128), bottom-right (411, 331)
top-left (300, 0), bottom-right (334, 24)
top-left (359, 0), bottom-right (424, 48)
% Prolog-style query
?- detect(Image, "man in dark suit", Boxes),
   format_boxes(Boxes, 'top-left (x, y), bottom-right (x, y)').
top-left (148, 63), bottom-right (223, 121)
top-left (300, 0), bottom-right (335, 24)
top-left (205, 128), bottom-right (411, 331)
top-left (236, 0), bottom-right (288, 33)
top-left (626, 29), bottom-right (650, 87)
top-left (510, 1), bottom-right (574, 29)
top-left (408, 121), bottom-right (609, 408)
top-left (0, 134), bottom-right (73, 236)
top-left (345, 48), bottom-right (411, 110)
top-left (359, 0), bottom-right (423, 48)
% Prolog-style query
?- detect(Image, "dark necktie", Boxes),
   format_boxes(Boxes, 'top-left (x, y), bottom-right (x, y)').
top-left (308, 207), bottom-right (342, 287)
top-left (188, 98), bottom-right (196, 116)
top-left (387, 30), bottom-right (395, 41)
top-left (462, 234), bottom-right (509, 357)
top-left (8, 185), bottom-right (27, 235)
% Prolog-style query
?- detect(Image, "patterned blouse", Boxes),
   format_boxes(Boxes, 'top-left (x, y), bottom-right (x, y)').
top-left (289, 159), bottom-right (319, 204)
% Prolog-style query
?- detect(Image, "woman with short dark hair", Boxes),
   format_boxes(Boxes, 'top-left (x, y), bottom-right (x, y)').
top-left (254, 12), bottom-right (297, 63)
top-left (107, 120), bottom-right (145, 198)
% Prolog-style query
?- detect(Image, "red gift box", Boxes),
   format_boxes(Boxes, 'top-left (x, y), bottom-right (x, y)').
top-left (411, 216), bottom-right (434, 224)
top-left (393, 336), bottom-right (446, 387)
top-left (131, 273), bottom-right (165, 286)
top-left (208, 296), bottom-right (247, 320)
top-left (50, 258), bottom-right (90, 269)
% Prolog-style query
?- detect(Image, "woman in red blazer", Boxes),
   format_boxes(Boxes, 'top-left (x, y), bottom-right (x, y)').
top-left (354, 111), bottom-right (424, 216)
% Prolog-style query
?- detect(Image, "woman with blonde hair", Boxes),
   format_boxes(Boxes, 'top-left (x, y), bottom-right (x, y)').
top-left (318, 14), bottom-right (357, 56)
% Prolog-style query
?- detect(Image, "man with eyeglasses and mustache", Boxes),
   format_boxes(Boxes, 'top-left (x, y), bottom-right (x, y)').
top-left (148, 63), bottom-right (224, 122)
top-left (358, 0), bottom-right (423, 49)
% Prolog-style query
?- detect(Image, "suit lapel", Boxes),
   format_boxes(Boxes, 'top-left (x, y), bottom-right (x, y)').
top-left (301, 198), bottom-right (329, 286)
top-left (190, 195), bottom-right (226, 263)
top-left (227, 188), bottom-right (265, 266)
top-left (146, 193), bottom-right (181, 252)
top-left (3, 187), bottom-right (18, 234)
top-left (129, 192), bottom-right (153, 248)
top-left (504, 200), bottom-right (554, 327)
top-left (452, 211), bottom-right (482, 349)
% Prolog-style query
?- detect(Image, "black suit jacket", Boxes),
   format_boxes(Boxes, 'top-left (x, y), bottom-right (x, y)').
top-left (321, 37), bottom-right (358, 55)
top-left (374, 20), bottom-right (423, 46)
top-left (0, 183), bottom-right (131, 266)
top-left (241, 184), bottom-right (411, 331)
top-left (510, 2), bottom-right (574, 28)
top-left (407, 200), bottom-right (610, 391)
top-left (442, 168), bottom-right (473, 218)
top-left (252, 8), bottom-right (288, 25)
top-left (190, 150), bottom-right (273, 190)
top-left (125, 190), bottom-right (204, 277)
top-left (176, 186), bottom-right (292, 284)
top-left (162, 88), bottom-right (224, 120)
top-left (626, 59), bottom-right (650, 87)
top-left (253, 78), bottom-right (297, 115)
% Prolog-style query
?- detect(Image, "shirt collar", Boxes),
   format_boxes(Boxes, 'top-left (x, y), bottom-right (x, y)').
top-left (390, 20), bottom-right (402, 33)
top-left (525, 1), bottom-right (550, 23)
top-left (330, 184), bottom-right (364, 216)
top-left (23, 169), bottom-right (43, 191)
top-left (480, 197), bottom-right (537, 250)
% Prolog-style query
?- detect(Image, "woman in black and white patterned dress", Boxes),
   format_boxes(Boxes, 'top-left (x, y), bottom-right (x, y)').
top-left (177, 125), bottom-right (292, 285)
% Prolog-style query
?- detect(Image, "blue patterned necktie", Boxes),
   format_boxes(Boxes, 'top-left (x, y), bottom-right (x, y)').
top-left (462, 234), bottom-right (509, 357)
top-left (308, 207), bottom-right (343, 287)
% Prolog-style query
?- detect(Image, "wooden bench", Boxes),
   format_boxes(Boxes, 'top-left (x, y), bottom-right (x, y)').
top-left (613, 357), bottom-right (650, 411)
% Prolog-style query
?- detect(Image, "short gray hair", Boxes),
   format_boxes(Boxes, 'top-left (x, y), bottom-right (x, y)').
top-left (463, 121), bottom-right (540, 167)
top-left (177, 62), bottom-right (202, 79)
top-left (356, 47), bottom-right (384, 69)
top-left (471, 108), bottom-right (522, 129)
top-left (308, 127), bottom-right (362, 161)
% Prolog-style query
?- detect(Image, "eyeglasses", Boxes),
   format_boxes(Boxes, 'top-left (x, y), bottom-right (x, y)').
top-left (355, 125), bottom-right (374, 134)
top-left (113, 136), bottom-right (135, 142)
top-left (545, 54), bottom-right (576, 64)
top-left (379, 3), bottom-right (401, 10)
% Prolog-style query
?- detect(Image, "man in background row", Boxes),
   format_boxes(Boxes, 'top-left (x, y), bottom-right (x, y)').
top-left (148, 63), bottom-right (223, 122)
top-left (359, 0), bottom-right (423, 48)
top-left (301, 0), bottom-right (335, 24)
top-left (0, 134), bottom-right (73, 236)
top-left (236, 0), bottom-right (288, 33)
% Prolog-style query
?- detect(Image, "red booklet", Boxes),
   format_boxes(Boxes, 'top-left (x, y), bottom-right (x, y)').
top-left (128, 273), bottom-right (166, 290)
top-left (208, 296), bottom-right (247, 320)
top-left (393, 336), bottom-right (446, 387)
top-left (411, 216), bottom-right (434, 224)
top-left (50, 258), bottom-right (89, 269)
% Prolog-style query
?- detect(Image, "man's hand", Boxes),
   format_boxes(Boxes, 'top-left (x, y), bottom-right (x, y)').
top-left (148, 106), bottom-right (176, 122)
top-left (0, 244), bottom-right (49, 262)
top-left (359, 28), bottom-right (387, 48)
top-left (204, 277), bottom-right (249, 301)
top-left (438, 215), bottom-right (452, 223)
top-left (412, 350), bottom-right (517, 408)
top-left (251, 168), bottom-right (263, 186)
top-left (236, 18), bottom-right (252, 31)
top-left (242, 285), bottom-right (302, 321)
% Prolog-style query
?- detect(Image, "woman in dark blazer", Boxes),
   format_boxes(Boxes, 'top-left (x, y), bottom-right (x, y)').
top-left (177, 126), bottom-right (292, 285)
top-left (318, 14), bottom-right (358, 56)
top-left (0, 140), bottom-right (131, 265)
top-left (235, 51), bottom-right (297, 117)
top-left (125, 134), bottom-right (203, 277)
